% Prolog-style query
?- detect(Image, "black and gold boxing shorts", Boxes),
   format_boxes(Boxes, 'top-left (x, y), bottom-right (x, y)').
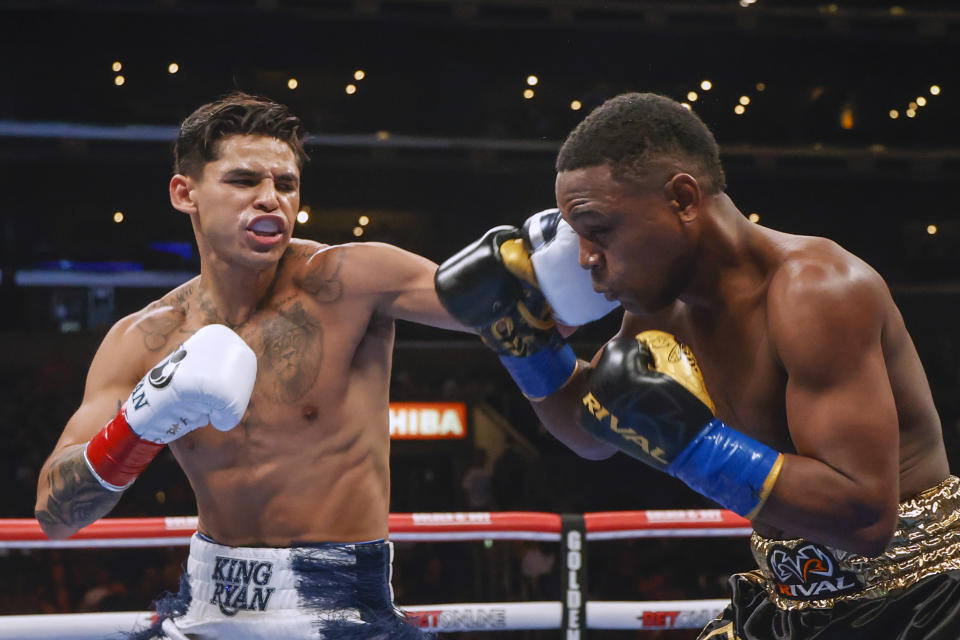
top-left (699, 476), bottom-right (960, 640)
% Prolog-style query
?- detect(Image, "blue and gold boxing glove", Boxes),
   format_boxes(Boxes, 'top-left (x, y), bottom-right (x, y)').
top-left (581, 330), bottom-right (783, 519)
top-left (435, 225), bottom-right (576, 399)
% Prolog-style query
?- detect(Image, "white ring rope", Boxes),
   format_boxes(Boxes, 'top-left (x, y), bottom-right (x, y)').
top-left (0, 600), bottom-right (731, 638)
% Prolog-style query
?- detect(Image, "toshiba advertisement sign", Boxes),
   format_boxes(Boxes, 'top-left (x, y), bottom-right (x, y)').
top-left (389, 402), bottom-right (467, 440)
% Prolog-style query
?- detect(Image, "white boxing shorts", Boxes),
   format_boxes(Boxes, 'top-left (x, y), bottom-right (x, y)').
top-left (126, 533), bottom-right (428, 640)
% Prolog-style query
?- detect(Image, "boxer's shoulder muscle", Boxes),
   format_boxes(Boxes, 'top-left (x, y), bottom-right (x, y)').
top-left (129, 283), bottom-right (195, 352)
top-left (767, 240), bottom-right (889, 364)
top-left (55, 292), bottom-right (191, 450)
top-left (287, 239), bottom-right (345, 303)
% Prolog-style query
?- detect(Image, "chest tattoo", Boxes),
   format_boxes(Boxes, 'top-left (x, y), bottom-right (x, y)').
top-left (260, 301), bottom-right (323, 403)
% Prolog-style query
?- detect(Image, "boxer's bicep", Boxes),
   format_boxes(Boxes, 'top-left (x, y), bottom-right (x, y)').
top-left (775, 271), bottom-right (898, 484)
top-left (36, 318), bottom-right (142, 534)
top-left (362, 243), bottom-right (472, 332)
top-left (52, 317), bottom-right (143, 452)
top-left (763, 267), bottom-right (900, 546)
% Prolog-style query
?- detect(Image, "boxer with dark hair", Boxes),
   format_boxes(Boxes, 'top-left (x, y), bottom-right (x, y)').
top-left (438, 92), bottom-right (960, 639)
top-left (35, 92), bottom-right (465, 639)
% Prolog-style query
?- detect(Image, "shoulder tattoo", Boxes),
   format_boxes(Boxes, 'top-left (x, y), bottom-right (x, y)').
top-left (296, 249), bottom-right (344, 303)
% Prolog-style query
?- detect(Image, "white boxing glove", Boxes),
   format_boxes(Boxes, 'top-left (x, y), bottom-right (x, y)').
top-left (126, 324), bottom-right (257, 440)
top-left (84, 324), bottom-right (257, 490)
top-left (522, 209), bottom-right (621, 326)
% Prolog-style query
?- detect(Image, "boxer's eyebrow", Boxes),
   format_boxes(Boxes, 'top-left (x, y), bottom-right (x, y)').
top-left (274, 172), bottom-right (300, 186)
top-left (570, 208), bottom-right (605, 223)
top-left (223, 168), bottom-right (299, 188)
top-left (222, 168), bottom-right (264, 181)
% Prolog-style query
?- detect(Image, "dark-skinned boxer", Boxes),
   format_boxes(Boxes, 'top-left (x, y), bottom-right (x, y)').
top-left (437, 93), bottom-right (960, 640)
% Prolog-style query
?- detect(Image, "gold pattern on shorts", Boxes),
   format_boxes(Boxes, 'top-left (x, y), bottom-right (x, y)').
top-left (700, 621), bottom-right (740, 640)
top-left (749, 475), bottom-right (960, 610)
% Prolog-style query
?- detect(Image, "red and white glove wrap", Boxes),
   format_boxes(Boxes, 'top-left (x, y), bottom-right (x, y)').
top-left (83, 324), bottom-right (258, 491)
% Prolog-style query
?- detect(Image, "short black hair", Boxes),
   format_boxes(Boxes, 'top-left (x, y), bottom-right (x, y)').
top-left (174, 92), bottom-right (308, 178)
top-left (556, 92), bottom-right (726, 193)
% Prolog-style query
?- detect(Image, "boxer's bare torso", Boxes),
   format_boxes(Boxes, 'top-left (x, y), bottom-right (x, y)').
top-left (38, 239), bottom-right (456, 546)
top-left (617, 228), bottom-right (950, 541)
top-left (145, 241), bottom-right (436, 545)
top-left (541, 163), bottom-right (951, 554)
top-left (36, 131), bottom-right (464, 546)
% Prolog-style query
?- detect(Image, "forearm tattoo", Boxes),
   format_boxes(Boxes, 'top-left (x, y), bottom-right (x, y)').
top-left (35, 447), bottom-right (121, 533)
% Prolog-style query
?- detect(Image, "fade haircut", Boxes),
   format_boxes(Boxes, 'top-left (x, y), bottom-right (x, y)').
top-left (174, 92), bottom-right (308, 178)
top-left (556, 92), bottom-right (726, 193)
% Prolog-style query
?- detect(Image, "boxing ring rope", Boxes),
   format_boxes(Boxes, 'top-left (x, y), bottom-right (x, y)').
top-left (0, 509), bottom-right (751, 637)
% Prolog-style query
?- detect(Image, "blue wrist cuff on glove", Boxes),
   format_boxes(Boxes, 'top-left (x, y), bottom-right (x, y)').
top-left (499, 336), bottom-right (577, 400)
top-left (666, 419), bottom-right (784, 518)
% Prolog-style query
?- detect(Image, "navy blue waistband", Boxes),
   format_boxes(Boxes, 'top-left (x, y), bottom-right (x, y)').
top-left (196, 531), bottom-right (387, 548)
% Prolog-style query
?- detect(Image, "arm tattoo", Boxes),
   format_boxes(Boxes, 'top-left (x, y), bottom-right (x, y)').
top-left (35, 448), bottom-right (121, 533)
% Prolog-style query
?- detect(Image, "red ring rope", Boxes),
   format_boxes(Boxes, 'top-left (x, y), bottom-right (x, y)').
top-left (0, 509), bottom-right (751, 548)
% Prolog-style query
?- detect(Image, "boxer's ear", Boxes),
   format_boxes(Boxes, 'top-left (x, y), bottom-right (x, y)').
top-left (170, 174), bottom-right (197, 215)
top-left (664, 173), bottom-right (701, 223)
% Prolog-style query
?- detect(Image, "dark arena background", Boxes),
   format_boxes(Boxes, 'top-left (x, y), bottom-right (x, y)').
top-left (2, 1), bottom-right (960, 638)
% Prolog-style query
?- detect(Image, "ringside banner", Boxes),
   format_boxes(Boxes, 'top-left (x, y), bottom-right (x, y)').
top-left (389, 402), bottom-right (467, 440)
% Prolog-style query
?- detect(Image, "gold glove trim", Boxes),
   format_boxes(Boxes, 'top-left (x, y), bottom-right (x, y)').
top-left (516, 300), bottom-right (555, 332)
top-left (635, 330), bottom-right (717, 414)
top-left (499, 238), bottom-right (540, 288)
top-left (744, 453), bottom-right (784, 520)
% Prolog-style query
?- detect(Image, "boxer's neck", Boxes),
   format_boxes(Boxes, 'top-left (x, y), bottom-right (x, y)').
top-left (678, 193), bottom-right (777, 311)
top-left (196, 256), bottom-right (282, 327)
